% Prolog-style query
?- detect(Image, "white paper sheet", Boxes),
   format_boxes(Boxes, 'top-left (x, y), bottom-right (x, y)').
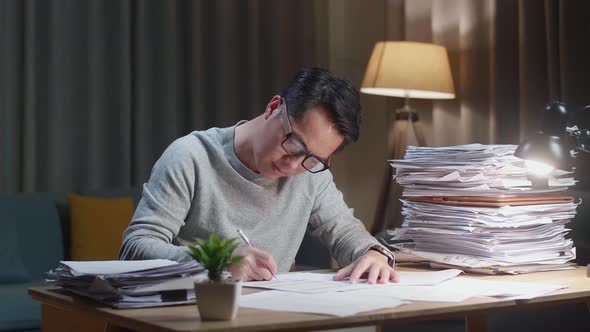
top-left (339, 276), bottom-right (566, 302)
top-left (242, 269), bottom-right (462, 293)
top-left (59, 259), bottom-right (178, 276)
top-left (243, 273), bottom-right (348, 293)
top-left (120, 273), bottom-right (208, 295)
top-left (240, 290), bottom-right (408, 316)
top-left (341, 283), bottom-right (478, 302)
top-left (395, 269), bottom-right (463, 285)
top-left (448, 277), bottom-right (567, 299)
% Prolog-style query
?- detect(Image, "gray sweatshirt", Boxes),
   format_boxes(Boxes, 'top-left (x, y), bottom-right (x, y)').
top-left (119, 122), bottom-right (381, 272)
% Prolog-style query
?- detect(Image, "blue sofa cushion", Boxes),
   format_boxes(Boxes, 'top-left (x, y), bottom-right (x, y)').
top-left (0, 193), bottom-right (64, 281)
top-left (0, 282), bottom-right (43, 331)
top-left (0, 222), bottom-right (30, 283)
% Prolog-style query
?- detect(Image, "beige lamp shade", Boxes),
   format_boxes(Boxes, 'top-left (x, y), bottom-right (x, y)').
top-left (361, 41), bottom-right (455, 99)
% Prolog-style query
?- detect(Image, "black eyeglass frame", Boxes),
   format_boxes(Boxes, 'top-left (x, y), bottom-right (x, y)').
top-left (278, 102), bottom-right (331, 174)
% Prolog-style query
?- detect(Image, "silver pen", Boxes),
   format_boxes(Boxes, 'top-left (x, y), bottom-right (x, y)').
top-left (237, 229), bottom-right (278, 280)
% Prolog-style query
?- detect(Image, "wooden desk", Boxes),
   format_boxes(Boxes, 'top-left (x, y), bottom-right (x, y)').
top-left (29, 266), bottom-right (590, 332)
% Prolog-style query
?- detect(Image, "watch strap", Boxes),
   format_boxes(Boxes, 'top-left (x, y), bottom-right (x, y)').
top-left (367, 244), bottom-right (395, 268)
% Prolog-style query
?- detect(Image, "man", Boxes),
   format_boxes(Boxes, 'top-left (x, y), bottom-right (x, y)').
top-left (119, 67), bottom-right (398, 284)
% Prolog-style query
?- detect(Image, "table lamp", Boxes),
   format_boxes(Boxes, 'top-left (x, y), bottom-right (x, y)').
top-left (361, 41), bottom-right (455, 233)
top-left (515, 101), bottom-right (590, 187)
top-left (568, 105), bottom-right (590, 188)
top-left (514, 101), bottom-right (571, 187)
top-left (515, 102), bottom-right (590, 267)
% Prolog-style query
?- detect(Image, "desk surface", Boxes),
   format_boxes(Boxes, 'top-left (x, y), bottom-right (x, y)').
top-left (29, 266), bottom-right (590, 332)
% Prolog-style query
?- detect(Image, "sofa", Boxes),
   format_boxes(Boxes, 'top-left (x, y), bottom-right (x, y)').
top-left (0, 190), bottom-right (144, 331)
top-left (0, 193), bottom-right (67, 332)
top-left (0, 190), bottom-right (331, 332)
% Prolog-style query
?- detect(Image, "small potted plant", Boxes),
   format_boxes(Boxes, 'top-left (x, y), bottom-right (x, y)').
top-left (187, 233), bottom-right (243, 321)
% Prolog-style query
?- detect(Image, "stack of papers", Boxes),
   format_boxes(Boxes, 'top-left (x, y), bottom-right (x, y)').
top-left (392, 144), bottom-right (574, 197)
top-left (47, 259), bottom-right (206, 308)
top-left (385, 144), bottom-right (578, 274)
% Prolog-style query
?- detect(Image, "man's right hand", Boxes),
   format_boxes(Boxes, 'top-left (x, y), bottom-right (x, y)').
top-left (228, 245), bottom-right (277, 281)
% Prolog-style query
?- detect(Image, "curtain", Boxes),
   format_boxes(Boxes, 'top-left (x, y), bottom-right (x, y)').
top-left (0, 0), bottom-right (325, 192)
top-left (372, 0), bottom-right (590, 233)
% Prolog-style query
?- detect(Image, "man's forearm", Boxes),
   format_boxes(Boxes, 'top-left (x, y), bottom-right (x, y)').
top-left (310, 211), bottom-right (380, 267)
top-left (119, 236), bottom-right (191, 262)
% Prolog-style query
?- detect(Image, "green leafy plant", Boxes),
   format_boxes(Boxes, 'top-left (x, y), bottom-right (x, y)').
top-left (187, 233), bottom-right (243, 282)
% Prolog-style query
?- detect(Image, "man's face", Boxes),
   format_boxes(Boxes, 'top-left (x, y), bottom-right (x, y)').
top-left (254, 98), bottom-right (344, 178)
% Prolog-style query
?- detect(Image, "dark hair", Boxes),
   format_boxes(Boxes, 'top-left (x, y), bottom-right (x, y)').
top-left (280, 67), bottom-right (362, 152)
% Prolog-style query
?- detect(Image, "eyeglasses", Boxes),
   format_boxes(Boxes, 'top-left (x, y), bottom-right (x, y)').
top-left (278, 102), bottom-right (331, 173)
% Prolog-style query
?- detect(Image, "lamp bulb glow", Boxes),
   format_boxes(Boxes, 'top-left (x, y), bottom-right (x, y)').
top-left (525, 160), bottom-right (554, 176)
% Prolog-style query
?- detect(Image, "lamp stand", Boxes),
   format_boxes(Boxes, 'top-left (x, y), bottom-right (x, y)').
top-left (371, 97), bottom-right (426, 235)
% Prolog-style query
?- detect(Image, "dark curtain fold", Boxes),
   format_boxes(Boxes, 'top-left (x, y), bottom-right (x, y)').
top-left (494, 0), bottom-right (590, 143)
top-left (0, 0), bottom-right (324, 192)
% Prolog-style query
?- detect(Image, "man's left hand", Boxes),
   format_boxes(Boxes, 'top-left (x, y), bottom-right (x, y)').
top-left (333, 250), bottom-right (399, 284)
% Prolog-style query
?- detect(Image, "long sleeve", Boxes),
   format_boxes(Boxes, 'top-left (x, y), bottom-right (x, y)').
top-left (118, 125), bottom-right (378, 271)
top-left (307, 172), bottom-right (380, 267)
top-left (119, 138), bottom-right (197, 262)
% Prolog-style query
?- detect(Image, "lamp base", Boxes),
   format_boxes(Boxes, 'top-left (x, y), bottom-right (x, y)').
top-left (395, 109), bottom-right (419, 122)
top-left (388, 105), bottom-right (427, 160)
top-left (372, 101), bottom-right (426, 235)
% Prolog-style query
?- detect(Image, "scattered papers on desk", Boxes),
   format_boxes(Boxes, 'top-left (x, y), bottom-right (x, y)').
top-left (243, 272), bottom-right (345, 293)
top-left (240, 290), bottom-right (408, 317)
top-left (447, 277), bottom-right (567, 300)
top-left (242, 269), bottom-right (462, 293)
top-left (394, 268), bottom-right (463, 285)
top-left (342, 279), bottom-right (477, 302)
top-left (47, 259), bottom-right (206, 308)
top-left (337, 277), bottom-right (566, 303)
top-left (384, 144), bottom-right (578, 274)
top-left (240, 273), bottom-right (567, 316)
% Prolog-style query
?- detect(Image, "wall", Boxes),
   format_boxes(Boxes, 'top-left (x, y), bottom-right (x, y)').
top-left (320, 0), bottom-right (404, 230)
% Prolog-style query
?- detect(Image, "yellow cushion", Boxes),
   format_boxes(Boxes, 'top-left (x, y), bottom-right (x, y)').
top-left (68, 194), bottom-right (134, 261)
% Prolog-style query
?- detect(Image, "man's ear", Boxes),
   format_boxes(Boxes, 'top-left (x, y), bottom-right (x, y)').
top-left (263, 95), bottom-right (282, 120)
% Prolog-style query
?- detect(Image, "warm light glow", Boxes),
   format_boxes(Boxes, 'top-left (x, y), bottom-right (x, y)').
top-left (525, 160), bottom-right (554, 176)
top-left (360, 88), bottom-right (455, 99)
top-left (361, 41), bottom-right (455, 100)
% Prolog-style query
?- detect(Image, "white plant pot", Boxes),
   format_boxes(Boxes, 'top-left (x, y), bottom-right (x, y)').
top-left (194, 280), bottom-right (242, 321)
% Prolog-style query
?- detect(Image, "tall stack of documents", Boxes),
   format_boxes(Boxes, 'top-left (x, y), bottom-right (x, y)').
top-left (47, 259), bottom-right (206, 308)
top-left (387, 144), bottom-right (578, 274)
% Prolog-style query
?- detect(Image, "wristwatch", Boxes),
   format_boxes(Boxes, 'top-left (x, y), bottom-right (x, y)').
top-left (367, 244), bottom-right (395, 268)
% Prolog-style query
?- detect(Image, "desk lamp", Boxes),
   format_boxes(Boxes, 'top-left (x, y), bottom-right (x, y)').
top-left (515, 101), bottom-right (590, 187)
top-left (568, 105), bottom-right (590, 189)
top-left (567, 105), bottom-right (590, 268)
top-left (515, 101), bottom-right (571, 187)
top-left (516, 102), bottom-right (590, 267)
top-left (361, 41), bottom-right (455, 233)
